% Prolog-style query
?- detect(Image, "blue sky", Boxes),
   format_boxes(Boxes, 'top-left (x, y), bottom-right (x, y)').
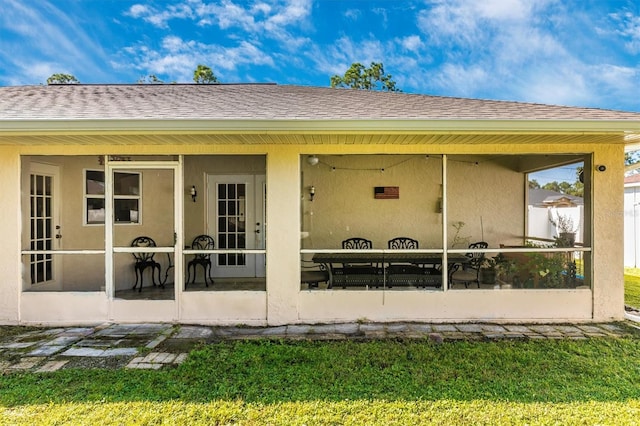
top-left (1, 0), bottom-right (640, 113)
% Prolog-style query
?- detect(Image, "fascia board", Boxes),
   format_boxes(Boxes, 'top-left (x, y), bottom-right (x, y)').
top-left (1, 118), bottom-right (640, 136)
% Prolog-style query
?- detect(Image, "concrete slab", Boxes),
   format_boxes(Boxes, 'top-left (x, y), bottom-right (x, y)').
top-left (457, 324), bottom-right (484, 333)
top-left (63, 347), bottom-right (105, 357)
top-left (36, 360), bottom-right (69, 373)
top-left (481, 325), bottom-right (508, 333)
top-left (0, 342), bottom-right (37, 349)
top-left (432, 324), bottom-right (458, 332)
top-left (174, 326), bottom-right (213, 339)
top-left (28, 345), bottom-right (65, 356)
top-left (386, 324), bottom-right (409, 333)
top-left (47, 336), bottom-right (82, 346)
top-left (287, 325), bottom-right (312, 335)
top-left (76, 339), bottom-right (123, 348)
top-left (9, 357), bottom-right (44, 370)
top-left (103, 348), bottom-right (139, 357)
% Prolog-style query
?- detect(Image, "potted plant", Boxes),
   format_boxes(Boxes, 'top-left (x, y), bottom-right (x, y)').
top-left (550, 213), bottom-right (577, 247)
top-left (450, 221), bottom-right (470, 248)
top-left (494, 253), bottom-right (518, 287)
top-left (480, 257), bottom-right (497, 284)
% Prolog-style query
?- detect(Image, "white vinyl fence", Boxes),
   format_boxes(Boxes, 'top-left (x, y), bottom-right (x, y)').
top-left (527, 206), bottom-right (584, 245)
top-left (625, 185), bottom-right (640, 268)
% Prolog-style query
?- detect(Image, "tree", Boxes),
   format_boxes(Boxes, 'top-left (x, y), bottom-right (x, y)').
top-left (626, 150), bottom-right (640, 166)
top-left (46, 73), bottom-right (79, 84)
top-left (137, 74), bottom-right (164, 84)
top-left (330, 62), bottom-right (400, 92)
top-left (529, 179), bottom-right (541, 189)
top-left (193, 64), bottom-right (218, 84)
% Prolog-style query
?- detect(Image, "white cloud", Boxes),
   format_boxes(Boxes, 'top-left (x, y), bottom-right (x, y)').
top-left (123, 36), bottom-right (274, 82)
top-left (344, 9), bottom-right (361, 21)
top-left (0, 0), bottom-right (113, 84)
top-left (127, 4), bottom-right (151, 18)
top-left (399, 35), bottom-right (423, 53)
top-left (610, 11), bottom-right (640, 54)
top-left (127, 0), bottom-right (312, 41)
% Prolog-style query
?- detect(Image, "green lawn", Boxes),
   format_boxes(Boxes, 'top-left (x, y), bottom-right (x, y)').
top-left (2, 334), bottom-right (640, 425)
top-left (625, 267), bottom-right (640, 308)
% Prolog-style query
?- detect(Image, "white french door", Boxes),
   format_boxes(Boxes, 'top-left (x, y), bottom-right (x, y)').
top-left (207, 174), bottom-right (266, 278)
top-left (28, 163), bottom-right (62, 289)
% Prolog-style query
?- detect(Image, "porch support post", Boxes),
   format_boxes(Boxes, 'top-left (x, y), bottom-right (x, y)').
top-left (592, 145), bottom-right (625, 321)
top-left (265, 148), bottom-right (300, 325)
top-left (0, 149), bottom-right (21, 323)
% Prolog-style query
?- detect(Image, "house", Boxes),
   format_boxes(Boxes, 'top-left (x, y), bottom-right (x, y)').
top-left (624, 174), bottom-right (640, 268)
top-left (1, 83), bottom-right (639, 326)
top-left (527, 188), bottom-right (584, 245)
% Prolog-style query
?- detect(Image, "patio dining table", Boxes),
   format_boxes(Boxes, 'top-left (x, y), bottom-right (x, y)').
top-left (312, 252), bottom-right (469, 289)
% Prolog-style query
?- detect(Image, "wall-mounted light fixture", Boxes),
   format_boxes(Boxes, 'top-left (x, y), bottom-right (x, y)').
top-left (190, 185), bottom-right (197, 202)
top-left (309, 185), bottom-right (315, 202)
top-left (307, 155), bottom-right (319, 166)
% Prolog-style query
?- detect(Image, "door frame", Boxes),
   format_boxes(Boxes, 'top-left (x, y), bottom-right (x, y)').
top-left (206, 174), bottom-right (266, 278)
top-left (105, 158), bottom-right (183, 307)
top-left (26, 162), bottom-right (62, 290)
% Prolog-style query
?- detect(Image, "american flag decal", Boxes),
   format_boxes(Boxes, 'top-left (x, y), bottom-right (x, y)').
top-left (374, 186), bottom-right (399, 199)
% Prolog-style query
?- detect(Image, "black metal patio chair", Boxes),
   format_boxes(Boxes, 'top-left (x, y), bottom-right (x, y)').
top-left (186, 234), bottom-right (215, 288)
top-left (131, 236), bottom-right (163, 292)
top-left (450, 241), bottom-right (488, 288)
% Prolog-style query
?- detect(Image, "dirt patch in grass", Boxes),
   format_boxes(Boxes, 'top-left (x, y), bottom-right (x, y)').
top-left (0, 326), bottom-right (44, 341)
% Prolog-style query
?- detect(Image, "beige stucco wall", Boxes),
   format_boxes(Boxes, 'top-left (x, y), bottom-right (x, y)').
top-left (0, 147), bottom-right (21, 322)
top-left (592, 144), bottom-right (625, 320)
top-left (300, 154), bottom-right (525, 249)
top-left (301, 155), bottom-right (445, 249)
top-left (183, 155), bottom-right (265, 244)
top-left (0, 140), bottom-right (625, 325)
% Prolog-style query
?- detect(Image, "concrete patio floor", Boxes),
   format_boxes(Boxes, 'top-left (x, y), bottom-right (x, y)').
top-left (0, 321), bottom-right (636, 373)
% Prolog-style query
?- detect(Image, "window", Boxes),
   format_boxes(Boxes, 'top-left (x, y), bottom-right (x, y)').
top-left (84, 170), bottom-right (141, 225)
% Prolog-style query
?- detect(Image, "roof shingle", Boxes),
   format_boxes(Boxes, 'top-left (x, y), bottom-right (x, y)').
top-left (2, 84), bottom-right (640, 122)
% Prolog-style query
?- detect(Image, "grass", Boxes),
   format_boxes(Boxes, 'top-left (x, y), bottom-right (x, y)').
top-left (625, 267), bottom-right (640, 308)
top-left (2, 334), bottom-right (640, 424)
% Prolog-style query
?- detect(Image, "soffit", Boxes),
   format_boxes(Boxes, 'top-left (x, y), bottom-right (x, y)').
top-left (0, 132), bottom-right (626, 146)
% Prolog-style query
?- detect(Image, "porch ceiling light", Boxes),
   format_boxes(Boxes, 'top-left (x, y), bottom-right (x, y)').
top-left (307, 155), bottom-right (319, 166)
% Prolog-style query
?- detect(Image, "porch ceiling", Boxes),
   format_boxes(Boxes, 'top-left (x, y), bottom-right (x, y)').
top-left (0, 131), bottom-right (628, 146)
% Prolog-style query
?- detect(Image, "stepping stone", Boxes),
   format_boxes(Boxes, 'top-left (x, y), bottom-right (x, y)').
top-left (28, 345), bottom-right (65, 356)
top-left (9, 357), bottom-right (44, 370)
top-left (174, 326), bottom-right (213, 339)
top-left (103, 348), bottom-right (139, 357)
top-left (286, 325), bottom-right (312, 335)
top-left (457, 324), bottom-right (483, 333)
top-left (174, 353), bottom-right (188, 364)
top-left (59, 328), bottom-right (95, 337)
top-left (0, 342), bottom-right (37, 349)
top-left (481, 325), bottom-right (507, 333)
top-left (504, 325), bottom-right (532, 333)
top-left (145, 335), bottom-right (168, 349)
top-left (432, 324), bottom-right (457, 332)
top-left (76, 339), bottom-right (123, 348)
top-left (408, 324), bottom-right (433, 333)
top-left (386, 324), bottom-right (409, 333)
top-left (47, 336), bottom-right (82, 346)
top-left (36, 360), bottom-right (69, 373)
top-left (260, 326), bottom-right (288, 336)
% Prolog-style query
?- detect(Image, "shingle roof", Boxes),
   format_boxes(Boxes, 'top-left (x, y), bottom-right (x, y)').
top-left (625, 174), bottom-right (640, 184)
top-left (2, 83), bottom-right (640, 122)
